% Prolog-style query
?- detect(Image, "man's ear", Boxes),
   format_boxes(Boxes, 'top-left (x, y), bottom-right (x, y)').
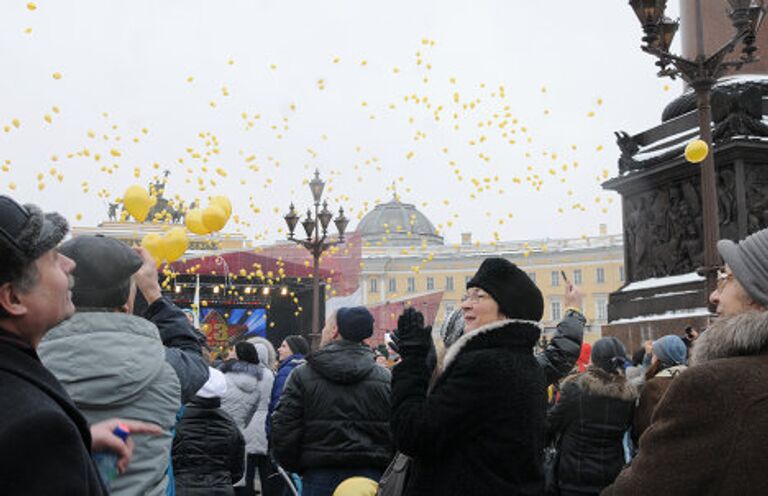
top-left (0, 282), bottom-right (28, 317)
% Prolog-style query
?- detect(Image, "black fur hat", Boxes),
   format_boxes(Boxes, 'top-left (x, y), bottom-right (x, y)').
top-left (0, 196), bottom-right (69, 284)
top-left (466, 257), bottom-right (543, 322)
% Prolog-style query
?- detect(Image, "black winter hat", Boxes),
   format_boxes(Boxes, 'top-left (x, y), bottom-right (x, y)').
top-left (284, 335), bottom-right (310, 356)
top-left (58, 235), bottom-right (143, 309)
top-left (336, 306), bottom-right (374, 342)
top-left (235, 341), bottom-right (259, 364)
top-left (0, 196), bottom-right (69, 284)
top-left (591, 337), bottom-right (628, 374)
top-left (466, 257), bottom-right (543, 321)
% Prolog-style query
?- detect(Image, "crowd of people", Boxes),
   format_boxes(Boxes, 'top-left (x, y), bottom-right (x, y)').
top-left (2, 193), bottom-right (768, 495)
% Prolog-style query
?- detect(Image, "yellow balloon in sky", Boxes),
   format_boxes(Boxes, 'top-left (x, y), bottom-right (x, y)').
top-left (185, 209), bottom-right (210, 235)
top-left (163, 227), bottom-right (189, 263)
top-left (123, 185), bottom-right (153, 222)
top-left (141, 233), bottom-right (166, 266)
top-left (210, 195), bottom-right (232, 218)
top-left (685, 139), bottom-right (709, 164)
top-left (202, 204), bottom-right (227, 232)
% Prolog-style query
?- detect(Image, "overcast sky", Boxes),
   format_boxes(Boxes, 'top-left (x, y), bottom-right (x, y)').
top-left (0, 0), bottom-right (685, 244)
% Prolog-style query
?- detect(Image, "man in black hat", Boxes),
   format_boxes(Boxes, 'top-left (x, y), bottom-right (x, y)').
top-left (272, 306), bottom-right (393, 496)
top-left (0, 196), bottom-right (160, 495)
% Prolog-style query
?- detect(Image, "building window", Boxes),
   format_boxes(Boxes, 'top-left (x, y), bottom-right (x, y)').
top-left (596, 297), bottom-right (608, 321)
top-left (527, 272), bottom-right (536, 283)
top-left (426, 277), bottom-right (434, 291)
top-left (407, 277), bottom-right (416, 293)
top-left (446, 276), bottom-right (454, 291)
top-left (551, 300), bottom-right (562, 321)
top-left (551, 271), bottom-right (559, 287)
top-left (573, 269), bottom-right (582, 285)
top-left (369, 278), bottom-right (378, 293)
top-left (596, 267), bottom-right (605, 284)
top-left (619, 266), bottom-right (625, 282)
top-left (388, 278), bottom-right (397, 293)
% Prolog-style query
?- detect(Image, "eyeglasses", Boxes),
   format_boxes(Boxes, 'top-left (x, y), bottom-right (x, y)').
top-left (716, 269), bottom-right (734, 292)
top-left (461, 291), bottom-right (488, 303)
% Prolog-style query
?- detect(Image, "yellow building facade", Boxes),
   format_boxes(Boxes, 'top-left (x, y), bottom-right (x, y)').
top-left (357, 198), bottom-right (624, 340)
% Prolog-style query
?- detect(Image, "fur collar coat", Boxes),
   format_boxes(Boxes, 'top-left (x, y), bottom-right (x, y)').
top-left (605, 311), bottom-right (768, 495)
top-left (547, 367), bottom-right (637, 493)
top-left (392, 318), bottom-right (546, 496)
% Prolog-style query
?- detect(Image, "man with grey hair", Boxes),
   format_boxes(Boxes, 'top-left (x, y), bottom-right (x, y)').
top-left (38, 235), bottom-right (209, 495)
top-left (604, 228), bottom-right (768, 494)
top-left (0, 196), bottom-right (160, 495)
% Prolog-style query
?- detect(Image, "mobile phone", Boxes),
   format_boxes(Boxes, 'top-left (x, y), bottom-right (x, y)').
top-left (560, 270), bottom-right (569, 283)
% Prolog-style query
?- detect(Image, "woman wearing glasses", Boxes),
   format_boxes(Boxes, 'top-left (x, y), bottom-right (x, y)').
top-left (390, 257), bottom-right (547, 495)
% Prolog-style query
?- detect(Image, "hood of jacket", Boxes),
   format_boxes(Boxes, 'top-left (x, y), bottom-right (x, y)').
top-left (307, 339), bottom-right (376, 384)
top-left (221, 360), bottom-right (265, 394)
top-left (278, 353), bottom-right (305, 370)
top-left (691, 310), bottom-right (768, 365)
top-left (39, 312), bottom-right (167, 407)
top-left (441, 318), bottom-right (542, 373)
top-left (562, 366), bottom-right (638, 401)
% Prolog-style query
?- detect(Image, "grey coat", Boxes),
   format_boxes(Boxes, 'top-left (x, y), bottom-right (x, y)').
top-left (40, 312), bottom-right (181, 496)
top-left (220, 359), bottom-right (274, 455)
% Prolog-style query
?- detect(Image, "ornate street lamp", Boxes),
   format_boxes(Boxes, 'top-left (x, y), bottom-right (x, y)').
top-left (283, 169), bottom-right (348, 348)
top-left (628, 0), bottom-right (766, 304)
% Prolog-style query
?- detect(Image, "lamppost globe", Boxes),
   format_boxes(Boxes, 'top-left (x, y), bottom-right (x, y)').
top-left (309, 169), bottom-right (325, 205)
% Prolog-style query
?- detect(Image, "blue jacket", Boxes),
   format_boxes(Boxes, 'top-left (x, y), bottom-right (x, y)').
top-left (266, 353), bottom-right (305, 440)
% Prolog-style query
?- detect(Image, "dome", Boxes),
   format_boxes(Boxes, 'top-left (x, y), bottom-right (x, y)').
top-left (355, 196), bottom-right (444, 247)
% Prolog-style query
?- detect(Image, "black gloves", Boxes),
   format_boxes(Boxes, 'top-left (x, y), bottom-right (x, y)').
top-left (391, 307), bottom-right (432, 357)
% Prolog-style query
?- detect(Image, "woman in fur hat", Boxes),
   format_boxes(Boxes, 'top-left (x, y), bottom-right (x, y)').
top-left (546, 336), bottom-right (637, 496)
top-left (391, 257), bottom-right (547, 495)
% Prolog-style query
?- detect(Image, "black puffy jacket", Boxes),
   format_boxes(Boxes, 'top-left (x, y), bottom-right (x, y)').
top-left (271, 339), bottom-right (393, 473)
top-left (172, 396), bottom-right (245, 496)
top-left (546, 367), bottom-right (637, 494)
top-left (537, 310), bottom-right (585, 386)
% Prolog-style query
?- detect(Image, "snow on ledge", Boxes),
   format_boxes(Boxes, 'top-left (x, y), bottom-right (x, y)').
top-left (609, 307), bottom-right (712, 325)
top-left (621, 272), bottom-right (704, 292)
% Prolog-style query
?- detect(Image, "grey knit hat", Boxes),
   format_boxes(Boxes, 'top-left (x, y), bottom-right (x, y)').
top-left (718, 228), bottom-right (768, 307)
top-left (0, 196), bottom-right (69, 284)
top-left (652, 335), bottom-right (687, 367)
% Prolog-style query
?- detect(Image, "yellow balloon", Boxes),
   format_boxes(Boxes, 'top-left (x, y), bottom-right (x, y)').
top-left (685, 139), bottom-right (709, 164)
top-left (163, 227), bottom-right (189, 263)
top-left (202, 204), bottom-right (227, 232)
top-left (210, 195), bottom-right (232, 219)
top-left (123, 185), bottom-right (153, 222)
top-left (141, 233), bottom-right (166, 265)
top-left (332, 477), bottom-right (378, 496)
top-left (185, 209), bottom-right (210, 235)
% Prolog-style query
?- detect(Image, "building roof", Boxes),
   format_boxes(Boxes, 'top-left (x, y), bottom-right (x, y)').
top-left (356, 195), bottom-right (443, 247)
